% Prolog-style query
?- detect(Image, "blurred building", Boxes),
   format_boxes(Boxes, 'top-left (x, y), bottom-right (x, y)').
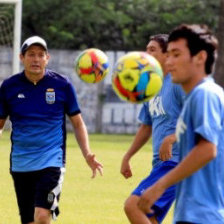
top-left (0, 48), bottom-right (141, 134)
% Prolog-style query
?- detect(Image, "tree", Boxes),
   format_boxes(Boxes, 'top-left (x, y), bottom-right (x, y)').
top-left (22, 0), bottom-right (220, 51)
top-left (214, 0), bottom-right (224, 87)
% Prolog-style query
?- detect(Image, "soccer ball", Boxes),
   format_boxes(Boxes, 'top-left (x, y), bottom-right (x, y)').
top-left (112, 51), bottom-right (163, 103)
top-left (74, 48), bottom-right (109, 83)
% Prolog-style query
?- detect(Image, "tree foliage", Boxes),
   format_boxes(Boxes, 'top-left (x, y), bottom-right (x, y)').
top-left (214, 0), bottom-right (224, 86)
top-left (22, 0), bottom-right (220, 50)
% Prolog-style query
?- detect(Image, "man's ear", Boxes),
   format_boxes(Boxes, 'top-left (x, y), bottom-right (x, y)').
top-left (19, 53), bottom-right (24, 62)
top-left (195, 50), bottom-right (207, 66)
top-left (46, 53), bottom-right (50, 65)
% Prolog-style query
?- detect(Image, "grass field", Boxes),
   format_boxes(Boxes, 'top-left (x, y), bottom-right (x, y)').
top-left (0, 131), bottom-right (173, 224)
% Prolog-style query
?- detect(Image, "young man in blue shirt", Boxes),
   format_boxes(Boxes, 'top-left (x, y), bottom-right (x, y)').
top-left (120, 34), bottom-right (184, 224)
top-left (138, 24), bottom-right (224, 224)
top-left (0, 36), bottom-right (103, 224)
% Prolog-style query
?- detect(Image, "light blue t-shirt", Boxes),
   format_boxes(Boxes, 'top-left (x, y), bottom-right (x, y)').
top-left (174, 78), bottom-right (224, 223)
top-left (139, 73), bottom-right (185, 166)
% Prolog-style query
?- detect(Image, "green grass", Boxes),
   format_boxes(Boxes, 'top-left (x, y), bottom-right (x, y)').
top-left (0, 131), bottom-right (173, 223)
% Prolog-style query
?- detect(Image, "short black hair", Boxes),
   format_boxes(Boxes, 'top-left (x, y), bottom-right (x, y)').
top-left (168, 24), bottom-right (218, 74)
top-left (149, 34), bottom-right (168, 53)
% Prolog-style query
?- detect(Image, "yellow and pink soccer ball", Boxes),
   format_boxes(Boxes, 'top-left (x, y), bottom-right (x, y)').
top-left (112, 51), bottom-right (163, 103)
top-left (74, 48), bottom-right (109, 83)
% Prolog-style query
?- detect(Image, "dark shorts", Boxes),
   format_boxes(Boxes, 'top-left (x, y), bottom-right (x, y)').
top-left (11, 167), bottom-right (65, 224)
top-left (132, 161), bottom-right (177, 223)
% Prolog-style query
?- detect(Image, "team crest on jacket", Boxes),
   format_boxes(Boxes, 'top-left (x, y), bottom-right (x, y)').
top-left (46, 88), bottom-right (55, 104)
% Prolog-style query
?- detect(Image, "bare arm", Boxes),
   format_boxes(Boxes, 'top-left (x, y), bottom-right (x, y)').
top-left (120, 124), bottom-right (152, 178)
top-left (159, 133), bottom-right (176, 161)
top-left (69, 114), bottom-right (103, 178)
top-left (0, 119), bottom-right (6, 136)
top-left (138, 138), bottom-right (216, 213)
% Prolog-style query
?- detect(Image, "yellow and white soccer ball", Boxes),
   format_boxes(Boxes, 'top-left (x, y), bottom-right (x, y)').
top-left (74, 48), bottom-right (109, 83)
top-left (112, 51), bottom-right (163, 103)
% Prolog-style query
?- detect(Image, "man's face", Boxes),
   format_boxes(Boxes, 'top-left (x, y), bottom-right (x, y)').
top-left (166, 38), bottom-right (196, 84)
top-left (20, 45), bottom-right (49, 76)
top-left (146, 40), bottom-right (166, 65)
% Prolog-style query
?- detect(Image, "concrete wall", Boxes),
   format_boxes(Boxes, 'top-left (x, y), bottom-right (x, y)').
top-left (0, 48), bottom-right (141, 133)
